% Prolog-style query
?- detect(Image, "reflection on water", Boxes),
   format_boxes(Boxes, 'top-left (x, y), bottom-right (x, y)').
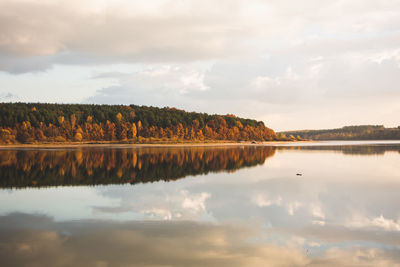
top-left (1, 144), bottom-right (399, 189)
top-left (0, 146), bottom-right (275, 188)
top-left (1, 142), bottom-right (400, 266)
top-left (1, 213), bottom-right (400, 267)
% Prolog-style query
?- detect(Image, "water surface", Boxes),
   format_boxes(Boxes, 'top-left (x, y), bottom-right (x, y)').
top-left (1, 142), bottom-right (400, 266)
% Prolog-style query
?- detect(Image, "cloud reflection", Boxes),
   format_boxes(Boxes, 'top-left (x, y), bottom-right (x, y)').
top-left (1, 213), bottom-right (400, 267)
top-left (1, 144), bottom-right (400, 266)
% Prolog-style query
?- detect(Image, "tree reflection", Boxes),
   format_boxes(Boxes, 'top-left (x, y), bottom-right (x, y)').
top-left (0, 146), bottom-right (276, 188)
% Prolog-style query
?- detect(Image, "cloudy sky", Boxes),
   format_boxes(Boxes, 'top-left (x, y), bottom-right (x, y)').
top-left (1, 0), bottom-right (400, 130)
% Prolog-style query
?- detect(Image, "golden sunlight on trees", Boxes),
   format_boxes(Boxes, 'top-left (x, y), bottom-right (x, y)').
top-left (0, 103), bottom-right (282, 144)
top-left (57, 116), bottom-right (64, 125)
top-left (74, 132), bottom-right (83, 141)
top-left (116, 112), bottom-right (123, 122)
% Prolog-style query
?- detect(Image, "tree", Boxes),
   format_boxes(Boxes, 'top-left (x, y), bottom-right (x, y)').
top-left (57, 116), bottom-right (64, 125)
top-left (74, 132), bottom-right (83, 141)
top-left (116, 123), bottom-right (128, 140)
top-left (16, 121), bottom-right (34, 143)
top-left (105, 121), bottom-right (116, 141)
top-left (137, 120), bottom-right (142, 137)
top-left (116, 112), bottom-right (123, 122)
top-left (70, 114), bottom-right (77, 130)
top-left (35, 129), bottom-right (47, 141)
top-left (0, 128), bottom-right (15, 143)
top-left (129, 122), bottom-right (137, 139)
top-left (0, 103), bottom-right (278, 144)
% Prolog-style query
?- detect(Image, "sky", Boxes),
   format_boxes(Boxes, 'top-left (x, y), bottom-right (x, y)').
top-left (1, 0), bottom-right (400, 131)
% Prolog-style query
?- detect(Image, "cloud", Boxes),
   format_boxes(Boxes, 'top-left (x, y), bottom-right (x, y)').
top-left (85, 65), bottom-right (210, 109)
top-left (311, 247), bottom-right (400, 267)
top-left (0, 213), bottom-right (310, 267)
top-left (2, 213), bottom-right (400, 267)
top-left (182, 190), bottom-right (210, 213)
top-left (141, 208), bottom-right (173, 220)
top-left (252, 194), bottom-right (303, 216)
top-left (84, 48), bottom-right (400, 130)
top-left (2, 0), bottom-right (400, 73)
top-left (287, 201), bottom-right (302, 216)
top-left (92, 186), bottom-right (213, 221)
top-left (346, 215), bottom-right (400, 232)
top-left (137, 191), bottom-right (211, 221)
top-left (0, 0), bottom-right (255, 73)
top-left (252, 194), bottom-right (282, 207)
top-left (0, 92), bottom-right (19, 102)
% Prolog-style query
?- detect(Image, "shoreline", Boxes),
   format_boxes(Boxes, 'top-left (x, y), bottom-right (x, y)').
top-left (1, 140), bottom-right (399, 149)
top-left (0, 140), bottom-right (307, 149)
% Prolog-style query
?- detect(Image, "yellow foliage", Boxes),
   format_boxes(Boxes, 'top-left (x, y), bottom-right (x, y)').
top-left (131, 123), bottom-right (137, 138)
top-left (57, 116), bottom-right (64, 125)
top-left (116, 113), bottom-right (123, 122)
top-left (235, 121), bottom-right (243, 129)
top-left (74, 151), bottom-right (83, 164)
top-left (74, 132), bottom-right (83, 141)
top-left (55, 136), bottom-right (66, 142)
top-left (0, 129), bottom-right (11, 136)
top-left (116, 168), bottom-right (123, 178)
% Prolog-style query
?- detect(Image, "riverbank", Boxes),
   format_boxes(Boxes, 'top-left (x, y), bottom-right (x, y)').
top-left (0, 140), bottom-right (304, 149)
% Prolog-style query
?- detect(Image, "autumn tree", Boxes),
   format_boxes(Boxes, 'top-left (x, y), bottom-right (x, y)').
top-left (0, 103), bottom-right (279, 144)
top-left (128, 122), bottom-right (137, 139)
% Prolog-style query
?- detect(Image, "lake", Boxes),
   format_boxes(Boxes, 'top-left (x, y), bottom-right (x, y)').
top-left (1, 141), bottom-right (400, 266)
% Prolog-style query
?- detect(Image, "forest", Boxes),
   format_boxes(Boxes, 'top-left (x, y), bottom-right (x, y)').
top-left (0, 103), bottom-right (279, 144)
top-left (281, 125), bottom-right (400, 140)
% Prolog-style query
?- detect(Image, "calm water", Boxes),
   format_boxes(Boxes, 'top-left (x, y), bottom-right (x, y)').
top-left (1, 142), bottom-right (400, 266)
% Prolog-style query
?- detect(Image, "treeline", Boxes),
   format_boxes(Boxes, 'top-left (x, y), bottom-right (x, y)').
top-left (277, 144), bottom-right (400, 155)
top-left (0, 103), bottom-right (277, 144)
top-left (0, 146), bottom-right (276, 188)
top-left (280, 125), bottom-right (400, 140)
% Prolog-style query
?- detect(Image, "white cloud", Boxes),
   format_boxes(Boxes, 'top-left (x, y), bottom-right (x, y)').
top-left (141, 208), bottom-right (172, 220)
top-left (312, 220), bottom-right (326, 226)
top-left (182, 191), bottom-right (211, 213)
top-left (121, 189), bottom-right (213, 221)
top-left (346, 215), bottom-right (400, 232)
top-left (85, 64), bottom-right (210, 110)
top-left (252, 194), bottom-right (282, 207)
top-left (0, 92), bottom-right (19, 102)
top-left (311, 205), bottom-right (325, 220)
top-left (287, 201), bottom-right (302, 216)
top-left (252, 194), bottom-right (304, 216)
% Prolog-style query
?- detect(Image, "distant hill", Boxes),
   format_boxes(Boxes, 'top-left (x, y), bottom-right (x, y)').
top-left (280, 125), bottom-right (400, 140)
top-left (0, 103), bottom-right (277, 144)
